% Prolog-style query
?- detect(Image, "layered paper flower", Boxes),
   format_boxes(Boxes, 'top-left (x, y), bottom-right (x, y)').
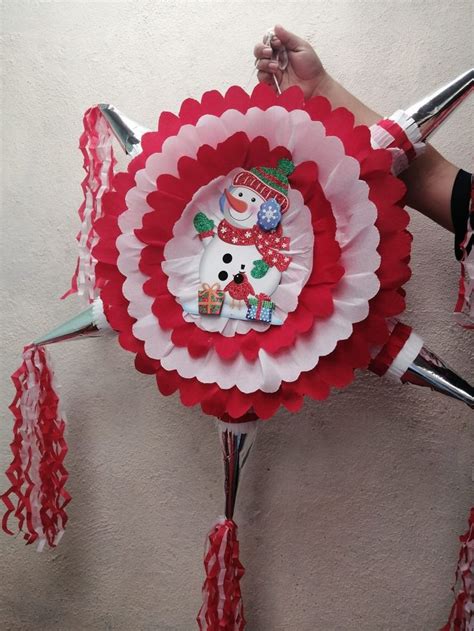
top-left (93, 84), bottom-right (410, 420)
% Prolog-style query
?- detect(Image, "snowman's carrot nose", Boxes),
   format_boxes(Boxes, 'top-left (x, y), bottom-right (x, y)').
top-left (224, 188), bottom-right (248, 213)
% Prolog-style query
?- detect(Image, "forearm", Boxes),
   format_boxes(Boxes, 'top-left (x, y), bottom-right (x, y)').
top-left (314, 75), bottom-right (458, 232)
top-left (314, 75), bottom-right (380, 126)
top-left (399, 146), bottom-right (458, 232)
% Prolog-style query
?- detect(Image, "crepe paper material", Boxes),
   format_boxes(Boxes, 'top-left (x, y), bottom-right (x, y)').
top-left (198, 284), bottom-right (225, 315)
top-left (441, 508), bottom-right (474, 631)
top-left (369, 110), bottom-right (425, 176)
top-left (93, 83), bottom-right (410, 420)
top-left (197, 518), bottom-right (245, 631)
top-left (1, 346), bottom-right (70, 550)
top-left (62, 106), bottom-right (117, 304)
top-left (454, 177), bottom-right (474, 329)
top-left (369, 321), bottom-right (413, 377)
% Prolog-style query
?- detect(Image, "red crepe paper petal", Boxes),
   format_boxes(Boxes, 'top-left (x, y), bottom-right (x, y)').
top-left (304, 95), bottom-right (331, 123)
top-left (248, 82), bottom-right (278, 110)
top-left (276, 85), bottom-right (306, 111)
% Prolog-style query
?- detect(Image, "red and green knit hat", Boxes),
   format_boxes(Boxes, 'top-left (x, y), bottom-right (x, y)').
top-left (232, 158), bottom-right (295, 212)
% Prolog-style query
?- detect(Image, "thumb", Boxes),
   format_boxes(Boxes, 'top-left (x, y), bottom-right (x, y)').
top-left (273, 24), bottom-right (305, 50)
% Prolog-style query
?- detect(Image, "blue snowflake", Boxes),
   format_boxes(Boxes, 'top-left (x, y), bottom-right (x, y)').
top-left (257, 198), bottom-right (282, 231)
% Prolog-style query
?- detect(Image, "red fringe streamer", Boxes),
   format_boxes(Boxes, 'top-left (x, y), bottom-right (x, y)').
top-left (197, 519), bottom-right (245, 631)
top-left (1, 346), bottom-right (70, 549)
top-left (62, 106), bottom-right (116, 302)
top-left (441, 508), bottom-right (474, 631)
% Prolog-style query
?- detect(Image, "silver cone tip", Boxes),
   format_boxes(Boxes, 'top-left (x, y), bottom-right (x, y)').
top-left (98, 104), bottom-right (150, 157)
top-left (404, 68), bottom-right (473, 142)
top-left (402, 346), bottom-right (474, 409)
top-left (33, 299), bottom-right (111, 346)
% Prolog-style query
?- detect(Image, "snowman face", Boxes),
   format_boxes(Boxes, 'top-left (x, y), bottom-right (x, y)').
top-left (222, 186), bottom-right (266, 228)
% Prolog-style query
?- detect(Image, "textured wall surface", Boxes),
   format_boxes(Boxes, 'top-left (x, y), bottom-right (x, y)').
top-left (1, 1), bottom-right (472, 630)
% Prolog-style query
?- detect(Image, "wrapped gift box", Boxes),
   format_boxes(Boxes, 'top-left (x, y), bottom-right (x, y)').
top-left (246, 293), bottom-right (274, 323)
top-left (198, 283), bottom-right (225, 315)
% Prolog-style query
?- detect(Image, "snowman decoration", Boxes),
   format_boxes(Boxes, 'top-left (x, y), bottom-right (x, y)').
top-left (192, 159), bottom-right (294, 324)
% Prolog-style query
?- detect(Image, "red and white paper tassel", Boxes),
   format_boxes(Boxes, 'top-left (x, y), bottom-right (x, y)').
top-left (62, 106), bottom-right (116, 304)
top-left (442, 509), bottom-right (474, 630)
top-left (198, 416), bottom-right (257, 630)
top-left (370, 110), bottom-right (425, 176)
top-left (197, 517), bottom-right (245, 631)
top-left (1, 346), bottom-right (70, 550)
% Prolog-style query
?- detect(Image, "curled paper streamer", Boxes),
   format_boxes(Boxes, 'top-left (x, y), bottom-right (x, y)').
top-left (63, 105), bottom-right (149, 304)
top-left (441, 509), bottom-right (474, 630)
top-left (197, 518), bottom-right (245, 631)
top-left (1, 346), bottom-right (70, 550)
top-left (2, 298), bottom-right (110, 550)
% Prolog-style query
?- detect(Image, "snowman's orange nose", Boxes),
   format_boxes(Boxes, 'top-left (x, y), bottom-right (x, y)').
top-left (224, 188), bottom-right (248, 213)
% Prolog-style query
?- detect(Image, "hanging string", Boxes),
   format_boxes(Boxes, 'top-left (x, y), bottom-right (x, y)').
top-left (247, 28), bottom-right (288, 95)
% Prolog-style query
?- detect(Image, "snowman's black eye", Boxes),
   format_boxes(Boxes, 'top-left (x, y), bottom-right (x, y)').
top-left (238, 192), bottom-right (243, 197)
top-left (222, 253), bottom-right (232, 264)
top-left (251, 197), bottom-right (256, 202)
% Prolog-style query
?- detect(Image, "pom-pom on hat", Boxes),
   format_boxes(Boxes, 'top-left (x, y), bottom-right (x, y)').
top-left (232, 158), bottom-right (295, 212)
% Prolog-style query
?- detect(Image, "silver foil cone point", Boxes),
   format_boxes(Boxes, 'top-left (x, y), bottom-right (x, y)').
top-left (33, 300), bottom-right (110, 346)
top-left (98, 104), bottom-right (150, 157)
top-left (402, 346), bottom-right (474, 409)
top-left (404, 68), bottom-right (473, 142)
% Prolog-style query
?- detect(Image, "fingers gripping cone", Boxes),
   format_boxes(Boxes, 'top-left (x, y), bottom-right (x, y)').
top-left (370, 69), bottom-right (474, 175)
top-left (197, 413), bottom-right (259, 631)
top-left (369, 320), bottom-right (474, 409)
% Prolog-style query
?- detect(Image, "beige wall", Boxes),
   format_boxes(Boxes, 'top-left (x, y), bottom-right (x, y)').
top-left (1, 1), bottom-right (472, 629)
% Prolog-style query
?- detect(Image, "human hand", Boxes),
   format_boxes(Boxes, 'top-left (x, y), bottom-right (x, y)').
top-left (253, 24), bottom-right (330, 99)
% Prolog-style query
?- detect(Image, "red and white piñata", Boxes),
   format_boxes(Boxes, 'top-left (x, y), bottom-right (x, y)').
top-left (92, 84), bottom-right (411, 421)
